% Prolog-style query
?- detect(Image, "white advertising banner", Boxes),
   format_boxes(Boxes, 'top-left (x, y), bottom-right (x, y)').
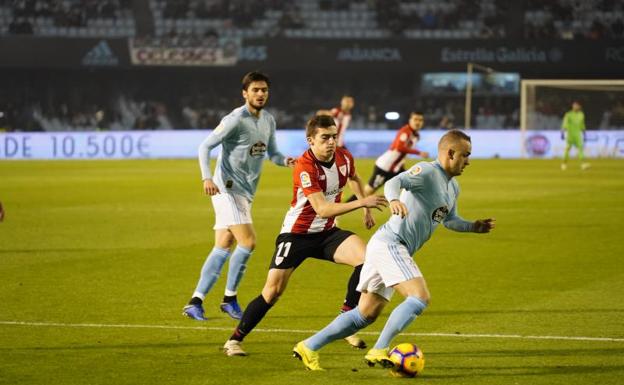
top-left (2, 130), bottom-right (624, 160)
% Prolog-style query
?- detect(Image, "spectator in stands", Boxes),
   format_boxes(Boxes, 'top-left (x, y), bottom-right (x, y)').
top-left (8, 17), bottom-right (33, 34)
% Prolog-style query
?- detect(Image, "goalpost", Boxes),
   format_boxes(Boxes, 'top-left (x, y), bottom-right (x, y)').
top-left (520, 79), bottom-right (624, 158)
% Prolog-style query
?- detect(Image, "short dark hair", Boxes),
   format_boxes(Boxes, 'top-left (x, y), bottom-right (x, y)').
top-left (242, 71), bottom-right (270, 91)
top-left (410, 111), bottom-right (424, 117)
top-left (306, 114), bottom-right (336, 138)
top-left (439, 129), bottom-right (471, 150)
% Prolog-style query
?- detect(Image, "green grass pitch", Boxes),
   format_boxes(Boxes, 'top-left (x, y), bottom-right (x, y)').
top-left (1, 158), bottom-right (623, 385)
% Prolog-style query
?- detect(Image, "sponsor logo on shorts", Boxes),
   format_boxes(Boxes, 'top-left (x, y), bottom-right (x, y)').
top-left (300, 171), bottom-right (312, 188)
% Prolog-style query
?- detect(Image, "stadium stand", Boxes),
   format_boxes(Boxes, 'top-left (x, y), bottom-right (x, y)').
top-left (0, 0), bottom-right (135, 37)
top-left (148, 0), bottom-right (507, 40)
top-left (0, 1), bottom-right (622, 132)
top-left (524, 0), bottom-right (624, 39)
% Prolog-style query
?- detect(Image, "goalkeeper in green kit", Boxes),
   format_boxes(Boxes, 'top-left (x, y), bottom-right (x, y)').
top-left (560, 101), bottom-right (590, 170)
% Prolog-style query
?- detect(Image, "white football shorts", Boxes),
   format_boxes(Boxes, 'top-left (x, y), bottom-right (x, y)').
top-left (211, 192), bottom-right (253, 230)
top-left (357, 237), bottom-right (423, 301)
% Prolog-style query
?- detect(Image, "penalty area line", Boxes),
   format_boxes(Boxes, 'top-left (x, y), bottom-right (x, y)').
top-left (0, 320), bottom-right (622, 343)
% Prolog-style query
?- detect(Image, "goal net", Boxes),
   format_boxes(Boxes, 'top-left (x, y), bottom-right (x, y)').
top-left (520, 79), bottom-right (624, 157)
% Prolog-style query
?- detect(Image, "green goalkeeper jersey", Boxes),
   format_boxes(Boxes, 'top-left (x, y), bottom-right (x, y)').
top-left (561, 110), bottom-right (586, 136)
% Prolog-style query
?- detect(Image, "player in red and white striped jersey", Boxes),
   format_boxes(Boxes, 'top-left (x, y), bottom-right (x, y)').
top-left (317, 95), bottom-right (354, 148)
top-left (347, 112), bottom-right (429, 203)
top-left (224, 115), bottom-right (387, 356)
top-left (280, 145), bottom-right (355, 234)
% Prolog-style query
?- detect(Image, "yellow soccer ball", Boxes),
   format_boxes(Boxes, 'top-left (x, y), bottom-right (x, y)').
top-left (388, 343), bottom-right (425, 378)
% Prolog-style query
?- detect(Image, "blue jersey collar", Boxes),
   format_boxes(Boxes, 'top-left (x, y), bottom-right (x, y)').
top-left (243, 104), bottom-right (263, 119)
top-left (433, 160), bottom-right (453, 181)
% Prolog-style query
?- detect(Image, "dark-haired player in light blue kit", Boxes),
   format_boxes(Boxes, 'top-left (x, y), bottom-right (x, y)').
top-left (183, 72), bottom-right (295, 321)
top-left (292, 129), bottom-right (495, 371)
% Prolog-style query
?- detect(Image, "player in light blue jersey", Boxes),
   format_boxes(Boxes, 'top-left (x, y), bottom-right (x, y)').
top-left (183, 72), bottom-right (295, 321)
top-left (292, 130), bottom-right (495, 371)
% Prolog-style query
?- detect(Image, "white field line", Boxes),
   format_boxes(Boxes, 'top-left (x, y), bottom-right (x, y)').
top-left (1, 320), bottom-right (623, 343)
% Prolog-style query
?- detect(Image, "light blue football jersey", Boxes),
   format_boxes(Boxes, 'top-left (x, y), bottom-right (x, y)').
top-left (198, 105), bottom-right (286, 201)
top-left (373, 160), bottom-right (473, 255)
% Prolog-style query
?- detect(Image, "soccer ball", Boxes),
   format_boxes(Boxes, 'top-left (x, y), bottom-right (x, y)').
top-left (388, 343), bottom-right (425, 378)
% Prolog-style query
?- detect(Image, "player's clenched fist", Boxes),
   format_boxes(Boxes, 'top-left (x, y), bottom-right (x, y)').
top-left (390, 199), bottom-right (408, 218)
top-left (203, 179), bottom-right (220, 195)
top-left (472, 218), bottom-right (496, 233)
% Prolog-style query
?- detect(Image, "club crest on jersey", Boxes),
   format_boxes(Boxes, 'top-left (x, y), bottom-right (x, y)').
top-left (432, 206), bottom-right (449, 223)
top-left (300, 171), bottom-right (312, 188)
top-left (409, 165), bottom-right (422, 175)
top-left (339, 165), bottom-right (347, 176)
top-left (249, 141), bottom-right (267, 157)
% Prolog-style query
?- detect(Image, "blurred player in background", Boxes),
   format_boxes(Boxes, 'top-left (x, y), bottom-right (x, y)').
top-left (222, 115), bottom-right (387, 356)
top-left (183, 71), bottom-right (295, 322)
top-left (292, 130), bottom-right (495, 371)
top-left (346, 111), bottom-right (429, 202)
top-left (561, 101), bottom-right (589, 170)
top-left (317, 95), bottom-right (354, 148)
top-left (0, 201), bottom-right (4, 221)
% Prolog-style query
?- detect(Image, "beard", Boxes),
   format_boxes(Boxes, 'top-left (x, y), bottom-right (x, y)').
top-left (249, 100), bottom-right (266, 111)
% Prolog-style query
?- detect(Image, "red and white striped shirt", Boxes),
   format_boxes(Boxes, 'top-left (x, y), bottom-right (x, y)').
top-left (375, 124), bottom-right (422, 173)
top-left (281, 147), bottom-right (355, 234)
top-left (331, 107), bottom-right (352, 148)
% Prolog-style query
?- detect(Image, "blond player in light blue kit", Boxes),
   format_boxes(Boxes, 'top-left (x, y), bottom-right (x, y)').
top-left (183, 72), bottom-right (295, 321)
top-left (292, 130), bottom-right (495, 371)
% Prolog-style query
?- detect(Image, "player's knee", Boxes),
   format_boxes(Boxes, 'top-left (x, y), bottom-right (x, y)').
top-left (215, 231), bottom-right (235, 249)
top-left (359, 307), bottom-right (382, 322)
top-left (358, 294), bottom-right (386, 320)
top-left (238, 235), bottom-right (256, 250)
top-left (346, 246), bottom-right (366, 266)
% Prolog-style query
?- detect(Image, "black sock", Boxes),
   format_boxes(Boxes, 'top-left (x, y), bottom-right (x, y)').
top-left (341, 264), bottom-right (363, 312)
top-left (230, 294), bottom-right (273, 342)
top-left (223, 295), bottom-right (237, 303)
top-left (189, 297), bottom-right (203, 306)
top-left (345, 194), bottom-right (357, 202)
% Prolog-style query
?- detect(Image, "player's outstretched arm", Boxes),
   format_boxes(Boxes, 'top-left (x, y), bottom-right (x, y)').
top-left (306, 192), bottom-right (387, 219)
top-left (472, 218), bottom-right (496, 233)
top-left (267, 125), bottom-right (296, 168)
top-left (347, 173), bottom-right (376, 229)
